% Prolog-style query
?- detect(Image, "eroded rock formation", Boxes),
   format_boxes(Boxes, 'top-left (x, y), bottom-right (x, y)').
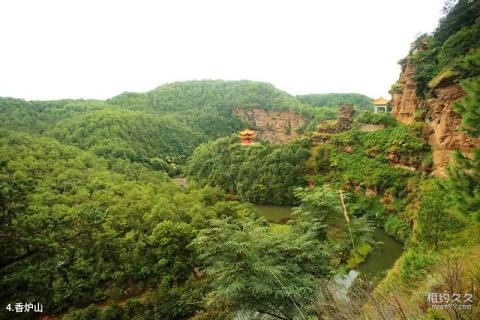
top-left (390, 63), bottom-right (419, 124)
top-left (336, 105), bottom-right (355, 132)
top-left (233, 108), bottom-right (305, 143)
top-left (390, 61), bottom-right (480, 176)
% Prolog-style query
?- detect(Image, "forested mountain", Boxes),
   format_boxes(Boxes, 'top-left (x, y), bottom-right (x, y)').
top-left (109, 80), bottom-right (315, 142)
top-left (0, 81), bottom-right (354, 174)
top-left (110, 80), bottom-right (306, 112)
top-left (0, 81), bottom-right (319, 173)
top-left (297, 93), bottom-right (373, 110)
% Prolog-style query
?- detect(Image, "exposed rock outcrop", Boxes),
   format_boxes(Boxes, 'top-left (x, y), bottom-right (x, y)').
top-left (390, 63), bottom-right (419, 125)
top-left (315, 105), bottom-right (355, 135)
top-left (427, 84), bottom-right (478, 152)
top-left (233, 108), bottom-right (305, 143)
top-left (316, 120), bottom-right (337, 134)
top-left (390, 60), bottom-right (480, 176)
top-left (311, 105), bottom-right (356, 146)
top-left (336, 105), bottom-right (355, 132)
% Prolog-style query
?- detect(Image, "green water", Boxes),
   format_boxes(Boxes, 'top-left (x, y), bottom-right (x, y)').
top-left (254, 204), bottom-right (404, 277)
top-left (358, 228), bottom-right (404, 276)
top-left (255, 205), bottom-right (293, 224)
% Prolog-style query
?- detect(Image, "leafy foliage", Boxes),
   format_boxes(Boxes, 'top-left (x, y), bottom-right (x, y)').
top-left (192, 217), bottom-right (332, 319)
top-left (434, 0), bottom-right (480, 43)
top-left (292, 187), bottom-right (376, 267)
top-left (438, 19), bottom-right (480, 68)
top-left (305, 124), bottom-right (433, 245)
top-left (186, 136), bottom-right (312, 205)
top-left (0, 98), bottom-right (106, 134)
top-left (398, 250), bottom-right (436, 282)
top-left (454, 77), bottom-right (480, 137)
top-left (384, 215), bottom-right (411, 243)
top-left (291, 186), bottom-right (341, 241)
top-left (299, 107), bottom-right (338, 133)
top-left (415, 181), bottom-right (455, 250)
top-left (409, 37), bottom-right (442, 96)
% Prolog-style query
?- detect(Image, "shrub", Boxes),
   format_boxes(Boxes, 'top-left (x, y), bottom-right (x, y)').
top-left (399, 250), bottom-right (436, 282)
top-left (384, 215), bottom-right (411, 243)
top-left (357, 110), bottom-right (398, 127)
top-left (458, 48), bottom-right (480, 77)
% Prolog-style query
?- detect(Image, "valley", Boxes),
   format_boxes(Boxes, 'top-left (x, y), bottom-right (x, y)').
top-left (1, 1), bottom-right (480, 319)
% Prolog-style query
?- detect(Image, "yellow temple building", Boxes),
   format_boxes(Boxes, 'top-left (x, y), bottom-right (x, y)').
top-left (239, 129), bottom-right (256, 145)
top-left (372, 97), bottom-right (390, 113)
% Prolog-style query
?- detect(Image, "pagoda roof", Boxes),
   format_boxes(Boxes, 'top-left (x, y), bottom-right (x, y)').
top-left (239, 129), bottom-right (255, 135)
top-left (372, 97), bottom-right (390, 106)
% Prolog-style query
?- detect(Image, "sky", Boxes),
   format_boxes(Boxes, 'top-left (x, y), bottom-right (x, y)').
top-left (0, 0), bottom-right (446, 101)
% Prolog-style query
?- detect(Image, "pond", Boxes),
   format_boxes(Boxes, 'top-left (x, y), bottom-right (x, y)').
top-left (254, 204), bottom-right (404, 278)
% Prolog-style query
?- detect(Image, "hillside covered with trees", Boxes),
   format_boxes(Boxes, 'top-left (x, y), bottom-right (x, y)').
top-left (297, 93), bottom-right (373, 110)
top-left (0, 81), bottom-right (308, 172)
top-left (0, 80), bottom-right (377, 319)
top-left (1, 1), bottom-right (480, 319)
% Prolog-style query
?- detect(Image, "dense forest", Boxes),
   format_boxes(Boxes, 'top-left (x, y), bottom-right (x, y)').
top-left (1, 0), bottom-right (480, 319)
top-left (0, 80), bottom-right (376, 319)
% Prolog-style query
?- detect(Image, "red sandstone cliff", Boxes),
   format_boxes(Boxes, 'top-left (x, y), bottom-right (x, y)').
top-left (390, 62), bottom-right (419, 125)
top-left (390, 61), bottom-right (480, 176)
top-left (233, 108), bottom-right (305, 143)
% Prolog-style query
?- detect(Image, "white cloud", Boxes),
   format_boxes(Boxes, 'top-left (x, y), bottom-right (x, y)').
top-left (0, 0), bottom-right (445, 100)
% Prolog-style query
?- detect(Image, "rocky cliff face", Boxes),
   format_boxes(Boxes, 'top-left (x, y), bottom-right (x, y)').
top-left (390, 61), bottom-right (480, 176)
top-left (391, 63), bottom-right (419, 125)
top-left (233, 108), bottom-right (305, 143)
